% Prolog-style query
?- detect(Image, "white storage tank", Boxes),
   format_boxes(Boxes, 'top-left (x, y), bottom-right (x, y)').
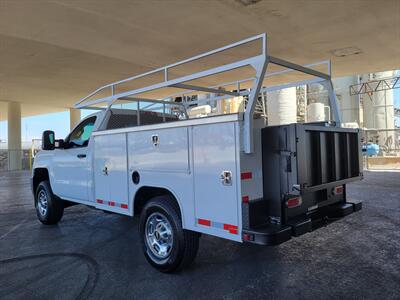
top-left (333, 76), bottom-right (360, 125)
top-left (267, 87), bottom-right (297, 125)
top-left (307, 102), bottom-right (325, 122)
top-left (361, 71), bottom-right (395, 150)
top-left (362, 71), bottom-right (395, 130)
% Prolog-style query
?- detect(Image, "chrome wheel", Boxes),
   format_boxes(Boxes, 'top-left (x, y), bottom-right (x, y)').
top-left (37, 190), bottom-right (48, 216)
top-left (145, 212), bottom-right (173, 261)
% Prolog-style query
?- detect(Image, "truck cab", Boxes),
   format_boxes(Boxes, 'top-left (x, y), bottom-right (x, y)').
top-left (33, 112), bottom-right (102, 205)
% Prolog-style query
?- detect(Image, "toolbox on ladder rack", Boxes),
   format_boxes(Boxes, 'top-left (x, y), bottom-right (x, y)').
top-left (242, 122), bottom-right (363, 245)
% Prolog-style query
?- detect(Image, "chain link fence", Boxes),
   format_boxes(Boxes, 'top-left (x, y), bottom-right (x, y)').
top-left (0, 149), bottom-right (33, 171)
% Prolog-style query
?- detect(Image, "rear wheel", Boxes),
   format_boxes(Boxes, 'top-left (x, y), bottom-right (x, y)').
top-left (35, 180), bottom-right (64, 225)
top-left (139, 195), bottom-right (199, 273)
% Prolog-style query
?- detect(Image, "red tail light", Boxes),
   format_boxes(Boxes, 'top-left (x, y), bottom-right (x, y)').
top-left (286, 196), bottom-right (302, 208)
top-left (333, 186), bottom-right (344, 195)
top-left (243, 233), bottom-right (254, 241)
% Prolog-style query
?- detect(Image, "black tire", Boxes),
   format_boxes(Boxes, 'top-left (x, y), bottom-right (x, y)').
top-left (139, 195), bottom-right (199, 273)
top-left (35, 180), bottom-right (64, 225)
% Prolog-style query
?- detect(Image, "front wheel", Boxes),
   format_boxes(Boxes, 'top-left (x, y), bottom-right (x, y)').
top-left (35, 180), bottom-right (64, 225)
top-left (139, 195), bottom-right (199, 273)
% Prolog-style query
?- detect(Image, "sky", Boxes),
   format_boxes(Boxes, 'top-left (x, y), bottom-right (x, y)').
top-left (0, 72), bottom-right (399, 148)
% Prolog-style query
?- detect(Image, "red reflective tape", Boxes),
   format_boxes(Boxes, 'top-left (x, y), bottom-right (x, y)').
top-left (241, 172), bottom-right (252, 180)
top-left (223, 224), bottom-right (238, 231)
top-left (229, 229), bottom-right (238, 235)
top-left (96, 199), bottom-right (103, 204)
top-left (120, 204), bottom-right (128, 209)
top-left (108, 201), bottom-right (115, 207)
top-left (242, 196), bottom-right (249, 203)
top-left (198, 219), bottom-right (211, 226)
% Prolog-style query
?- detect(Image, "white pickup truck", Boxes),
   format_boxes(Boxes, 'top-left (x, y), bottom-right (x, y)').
top-left (32, 34), bottom-right (362, 272)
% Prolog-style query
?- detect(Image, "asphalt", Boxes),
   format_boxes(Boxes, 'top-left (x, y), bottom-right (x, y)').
top-left (0, 170), bottom-right (399, 299)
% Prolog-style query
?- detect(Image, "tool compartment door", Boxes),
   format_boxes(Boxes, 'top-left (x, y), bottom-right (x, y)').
top-left (94, 133), bottom-right (130, 214)
top-left (193, 122), bottom-right (241, 241)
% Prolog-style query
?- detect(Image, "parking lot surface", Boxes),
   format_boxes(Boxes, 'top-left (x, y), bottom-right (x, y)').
top-left (0, 171), bottom-right (399, 299)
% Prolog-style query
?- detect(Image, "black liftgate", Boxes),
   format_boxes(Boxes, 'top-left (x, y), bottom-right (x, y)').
top-left (261, 122), bottom-right (363, 226)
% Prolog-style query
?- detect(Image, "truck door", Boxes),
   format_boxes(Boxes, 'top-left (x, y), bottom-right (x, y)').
top-left (52, 116), bottom-right (96, 202)
top-left (193, 122), bottom-right (241, 242)
top-left (93, 133), bottom-right (130, 215)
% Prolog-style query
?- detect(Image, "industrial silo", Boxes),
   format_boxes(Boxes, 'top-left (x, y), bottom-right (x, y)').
top-left (333, 76), bottom-right (361, 126)
top-left (361, 71), bottom-right (395, 152)
top-left (267, 87), bottom-right (297, 125)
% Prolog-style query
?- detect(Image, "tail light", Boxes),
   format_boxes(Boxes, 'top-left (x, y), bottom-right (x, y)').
top-left (286, 196), bottom-right (302, 208)
top-left (333, 186), bottom-right (344, 195)
top-left (243, 233), bottom-right (254, 241)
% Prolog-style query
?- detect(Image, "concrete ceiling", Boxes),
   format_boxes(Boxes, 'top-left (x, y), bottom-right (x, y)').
top-left (0, 0), bottom-right (399, 119)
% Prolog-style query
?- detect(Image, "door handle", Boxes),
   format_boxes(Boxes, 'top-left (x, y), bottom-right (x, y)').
top-left (77, 154), bottom-right (86, 159)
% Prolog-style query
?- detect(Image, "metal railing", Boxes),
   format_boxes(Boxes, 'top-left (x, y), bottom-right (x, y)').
top-left (74, 33), bottom-right (339, 153)
top-left (0, 149), bottom-right (33, 171)
top-left (75, 33), bottom-right (267, 109)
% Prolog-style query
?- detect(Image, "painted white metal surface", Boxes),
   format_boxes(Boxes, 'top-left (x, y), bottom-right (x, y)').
top-left (92, 113), bottom-right (240, 136)
top-left (94, 133), bottom-right (130, 215)
top-left (192, 122), bottom-right (241, 241)
top-left (52, 146), bottom-right (91, 202)
top-left (240, 119), bottom-right (265, 203)
top-left (127, 127), bottom-right (189, 173)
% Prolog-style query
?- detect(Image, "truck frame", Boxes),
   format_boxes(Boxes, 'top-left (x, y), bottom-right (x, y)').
top-left (32, 34), bottom-right (362, 272)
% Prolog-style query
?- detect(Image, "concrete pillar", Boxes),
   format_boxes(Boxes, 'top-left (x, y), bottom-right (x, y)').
top-left (69, 108), bottom-right (81, 130)
top-left (7, 101), bottom-right (22, 170)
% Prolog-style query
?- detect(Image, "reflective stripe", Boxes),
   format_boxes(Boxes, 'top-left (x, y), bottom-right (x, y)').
top-left (197, 218), bottom-right (238, 234)
top-left (241, 172), bottom-right (252, 180)
top-left (198, 218), bottom-right (211, 226)
top-left (96, 199), bottom-right (128, 209)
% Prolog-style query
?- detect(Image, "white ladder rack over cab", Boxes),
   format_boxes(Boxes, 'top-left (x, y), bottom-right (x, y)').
top-left (75, 33), bottom-right (341, 153)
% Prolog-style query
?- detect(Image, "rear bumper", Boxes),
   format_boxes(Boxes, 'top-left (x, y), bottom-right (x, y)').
top-left (242, 199), bottom-right (362, 245)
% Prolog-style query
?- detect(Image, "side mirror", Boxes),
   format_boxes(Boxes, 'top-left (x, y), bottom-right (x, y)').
top-left (42, 130), bottom-right (55, 150)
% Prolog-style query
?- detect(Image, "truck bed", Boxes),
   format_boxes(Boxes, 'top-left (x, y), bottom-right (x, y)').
top-left (242, 122), bottom-right (363, 244)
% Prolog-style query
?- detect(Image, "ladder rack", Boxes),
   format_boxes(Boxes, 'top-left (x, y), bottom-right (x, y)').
top-left (75, 33), bottom-right (340, 153)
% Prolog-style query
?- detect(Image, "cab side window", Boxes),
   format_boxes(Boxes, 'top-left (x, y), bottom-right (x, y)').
top-left (66, 116), bottom-right (96, 148)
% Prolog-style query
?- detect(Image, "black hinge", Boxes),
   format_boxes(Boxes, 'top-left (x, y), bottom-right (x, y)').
top-left (280, 150), bottom-right (296, 173)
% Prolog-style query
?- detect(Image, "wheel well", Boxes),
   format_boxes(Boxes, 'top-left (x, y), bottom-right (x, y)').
top-left (33, 168), bottom-right (49, 193)
top-left (133, 186), bottom-right (181, 217)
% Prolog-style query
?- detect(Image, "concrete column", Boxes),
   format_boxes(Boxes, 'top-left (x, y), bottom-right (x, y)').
top-left (69, 108), bottom-right (81, 130)
top-left (7, 101), bottom-right (22, 170)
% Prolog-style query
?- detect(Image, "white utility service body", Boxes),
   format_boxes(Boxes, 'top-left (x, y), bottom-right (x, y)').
top-left (93, 113), bottom-right (265, 241)
top-left (32, 34), bottom-right (362, 272)
top-left (33, 112), bottom-right (262, 242)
